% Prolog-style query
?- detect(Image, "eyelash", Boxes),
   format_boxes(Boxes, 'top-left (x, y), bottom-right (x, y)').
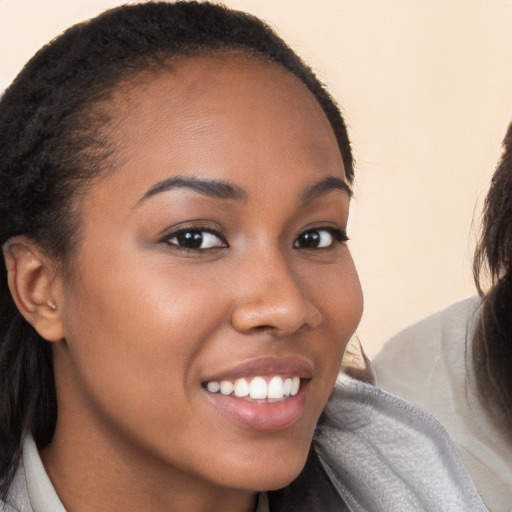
top-left (293, 226), bottom-right (349, 249)
top-left (160, 227), bottom-right (228, 251)
top-left (160, 225), bottom-right (349, 252)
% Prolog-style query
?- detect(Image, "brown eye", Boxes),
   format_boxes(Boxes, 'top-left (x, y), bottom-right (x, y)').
top-left (165, 229), bottom-right (226, 250)
top-left (294, 228), bottom-right (348, 249)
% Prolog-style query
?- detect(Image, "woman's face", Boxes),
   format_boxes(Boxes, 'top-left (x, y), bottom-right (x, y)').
top-left (51, 55), bottom-right (363, 497)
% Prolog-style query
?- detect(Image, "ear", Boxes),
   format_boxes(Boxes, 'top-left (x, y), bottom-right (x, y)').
top-left (3, 236), bottom-right (65, 342)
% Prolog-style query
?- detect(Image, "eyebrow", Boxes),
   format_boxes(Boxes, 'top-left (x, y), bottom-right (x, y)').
top-left (300, 176), bottom-right (352, 202)
top-left (135, 173), bottom-right (351, 208)
top-left (134, 175), bottom-right (247, 207)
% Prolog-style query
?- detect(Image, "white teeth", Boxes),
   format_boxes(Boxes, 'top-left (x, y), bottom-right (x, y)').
top-left (283, 378), bottom-right (292, 396)
top-left (207, 382), bottom-right (220, 393)
top-left (267, 376), bottom-right (284, 399)
top-left (234, 378), bottom-right (249, 397)
top-left (249, 376), bottom-right (267, 399)
top-left (291, 376), bottom-right (300, 396)
top-left (220, 381), bottom-right (234, 396)
top-left (206, 375), bottom-right (302, 400)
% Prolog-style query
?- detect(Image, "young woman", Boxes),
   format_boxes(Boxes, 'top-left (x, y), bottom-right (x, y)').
top-left (0, 2), bottom-right (487, 511)
top-left (375, 123), bottom-right (512, 511)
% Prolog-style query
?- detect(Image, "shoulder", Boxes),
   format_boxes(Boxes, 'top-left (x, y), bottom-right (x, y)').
top-left (377, 296), bottom-right (480, 360)
top-left (315, 377), bottom-right (488, 512)
top-left (373, 297), bottom-right (481, 391)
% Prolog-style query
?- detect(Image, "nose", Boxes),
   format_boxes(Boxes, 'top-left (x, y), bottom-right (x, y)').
top-left (230, 252), bottom-right (323, 336)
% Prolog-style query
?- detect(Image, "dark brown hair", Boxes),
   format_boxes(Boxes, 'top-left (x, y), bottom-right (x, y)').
top-left (0, 2), bottom-right (354, 505)
top-left (473, 121), bottom-right (512, 431)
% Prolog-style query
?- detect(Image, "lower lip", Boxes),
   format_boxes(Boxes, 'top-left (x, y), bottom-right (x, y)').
top-left (204, 381), bottom-right (309, 431)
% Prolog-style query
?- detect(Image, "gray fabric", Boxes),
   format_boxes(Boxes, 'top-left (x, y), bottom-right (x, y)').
top-left (22, 437), bottom-right (64, 512)
top-left (374, 297), bottom-right (512, 511)
top-left (1, 460), bottom-right (31, 512)
top-left (2, 377), bottom-right (488, 511)
top-left (316, 376), bottom-right (488, 511)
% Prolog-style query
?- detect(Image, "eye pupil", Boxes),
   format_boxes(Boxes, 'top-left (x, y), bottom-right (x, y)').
top-left (177, 231), bottom-right (203, 248)
top-left (298, 231), bottom-right (320, 248)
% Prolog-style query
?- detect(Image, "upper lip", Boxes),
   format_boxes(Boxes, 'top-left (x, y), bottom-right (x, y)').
top-left (202, 356), bottom-right (314, 383)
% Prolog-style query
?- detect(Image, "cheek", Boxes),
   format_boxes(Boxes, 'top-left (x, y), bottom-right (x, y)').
top-left (315, 255), bottom-right (363, 370)
top-left (59, 251), bottom-right (225, 420)
top-left (302, 251), bottom-right (363, 339)
top-left (297, 251), bottom-right (363, 398)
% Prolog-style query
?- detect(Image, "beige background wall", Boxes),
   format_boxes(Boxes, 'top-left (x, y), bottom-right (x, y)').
top-left (2, 0), bottom-right (512, 356)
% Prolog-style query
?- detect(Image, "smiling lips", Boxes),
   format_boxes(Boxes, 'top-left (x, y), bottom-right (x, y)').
top-left (204, 374), bottom-right (309, 431)
top-left (203, 358), bottom-right (312, 430)
top-left (206, 376), bottom-right (301, 401)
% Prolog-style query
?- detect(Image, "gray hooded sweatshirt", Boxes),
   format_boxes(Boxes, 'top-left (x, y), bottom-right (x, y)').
top-left (2, 377), bottom-right (488, 511)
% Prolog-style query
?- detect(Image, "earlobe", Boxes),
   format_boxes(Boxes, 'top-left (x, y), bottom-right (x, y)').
top-left (3, 236), bottom-right (64, 342)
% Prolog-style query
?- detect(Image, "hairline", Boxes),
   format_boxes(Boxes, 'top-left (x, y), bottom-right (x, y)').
top-left (59, 49), bottom-right (350, 281)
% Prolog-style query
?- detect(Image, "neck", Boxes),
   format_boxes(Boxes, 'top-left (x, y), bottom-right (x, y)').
top-left (40, 422), bottom-right (257, 512)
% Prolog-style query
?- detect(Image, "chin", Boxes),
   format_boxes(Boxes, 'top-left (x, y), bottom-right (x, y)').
top-left (259, 466), bottom-right (306, 492)
top-left (222, 442), bottom-right (311, 492)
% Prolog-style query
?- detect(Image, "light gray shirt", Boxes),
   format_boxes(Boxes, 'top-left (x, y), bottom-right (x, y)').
top-left (3, 376), bottom-right (488, 511)
top-left (375, 298), bottom-right (512, 511)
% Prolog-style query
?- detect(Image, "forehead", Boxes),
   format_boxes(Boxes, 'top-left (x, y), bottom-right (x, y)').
top-left (99, 54), bottom-right (345, 199)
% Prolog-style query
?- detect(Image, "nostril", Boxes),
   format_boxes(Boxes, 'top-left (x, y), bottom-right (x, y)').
top-left (253, 324), bottom-right (275, 331)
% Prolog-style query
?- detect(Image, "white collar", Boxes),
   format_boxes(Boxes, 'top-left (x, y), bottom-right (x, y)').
top-left (23, 435), bottom-right (65, 512)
